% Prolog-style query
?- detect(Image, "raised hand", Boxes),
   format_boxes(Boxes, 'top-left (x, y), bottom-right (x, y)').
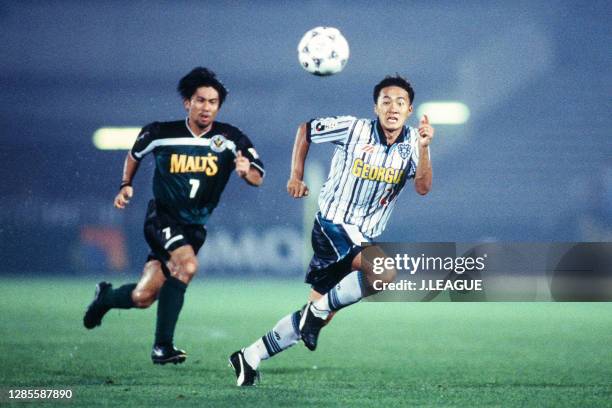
top-left (234, 150), bottom-right (250, 178)
top-left (418, 114), bottom-right (434, 148)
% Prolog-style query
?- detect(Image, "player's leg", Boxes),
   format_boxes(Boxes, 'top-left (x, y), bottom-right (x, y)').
top-left (308, 289), bottom-right (337, 323)
top-left (300, 247), bottom-right (396, 350)
top-left (307, 254), bottom-right (367, 319)
top-left (142, 200), bottom-right (206, 364)
top-left (233, 275), bottom-right (342, 386)
top-left (231, 288), bottom-right (340, 386)
top-left (239, 290), bottom-right (327, 360)
top-left (231, 304), bottom-right (303, 386)
top-left (153, 244), bottom-right (197, 350)
top-left (83, 260), bottom-right (165, 329)
top-left (231, 215), bottom-right (346, 385)
top-left (131, 260), bottom-right (166, 307)
top-left (308, 249), bottom-right (396, 318)
top-left (152, 239), bottom-right (205, 365)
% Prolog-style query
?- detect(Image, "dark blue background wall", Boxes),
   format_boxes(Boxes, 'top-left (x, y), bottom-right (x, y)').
top-left (1, 1), bottom-right (610, 275)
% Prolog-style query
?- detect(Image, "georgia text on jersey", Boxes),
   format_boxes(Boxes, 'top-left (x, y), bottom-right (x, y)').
top-left (307, 116), bottom-right (427, 239)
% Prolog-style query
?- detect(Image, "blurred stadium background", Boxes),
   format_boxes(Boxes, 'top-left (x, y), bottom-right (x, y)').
top-left (1, 1), bottom-right (610, 277)
top-left (1, 2), bottom-right (611, 405)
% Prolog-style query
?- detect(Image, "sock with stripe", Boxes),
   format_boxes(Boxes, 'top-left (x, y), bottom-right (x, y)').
top-left (100, 283), bottom-right (137, 309)
top-left (243, 308), bottom-right (302, 369)
top-left (312, 270), bottom-right (365, 319)
top-left (154, 276), bottom-right (187, 346)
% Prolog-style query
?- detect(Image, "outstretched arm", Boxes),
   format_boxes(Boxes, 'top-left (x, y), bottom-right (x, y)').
top-left (114, 153), bottom-right (140, 209)
top-left (414, 115), bottom-right (434, 195)
top-left (287, 123), bottom-right (311, 198)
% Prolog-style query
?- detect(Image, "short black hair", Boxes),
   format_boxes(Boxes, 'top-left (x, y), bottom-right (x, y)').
top-left (177, 67), bottom-right (228, 106)
top-left (373, 75), bottom-right (414, 105)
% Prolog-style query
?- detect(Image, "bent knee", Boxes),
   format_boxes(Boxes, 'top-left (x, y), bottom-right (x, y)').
top-left (171, 257), bottom-right (199, 283)
top-left (183, 258), bottom-right (198, 275)
top-left (132, 289), bottom-right (157, 308)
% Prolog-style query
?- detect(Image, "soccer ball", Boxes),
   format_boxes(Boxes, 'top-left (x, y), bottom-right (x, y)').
top-left (297, 26), bottom-right (350, 76)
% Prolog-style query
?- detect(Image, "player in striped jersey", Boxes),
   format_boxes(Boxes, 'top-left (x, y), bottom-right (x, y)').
top-left (83, 67), bottom-right (264, 365)
top-left (230, 75), bottom-right (434, 385)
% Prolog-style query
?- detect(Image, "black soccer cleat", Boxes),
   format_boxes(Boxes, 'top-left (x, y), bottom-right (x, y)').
top-left (299, 302), bottom-right (327, 351)
top-left (228, 349), bottom-right (259, 386)
top-left (83, 281), bottom-right (112, 329)
top-left (151, 344), bottom-right (187, 365)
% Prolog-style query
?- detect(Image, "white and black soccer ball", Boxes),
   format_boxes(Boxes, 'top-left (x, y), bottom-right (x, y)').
top-left (297, 26), bottom-right (350, 76)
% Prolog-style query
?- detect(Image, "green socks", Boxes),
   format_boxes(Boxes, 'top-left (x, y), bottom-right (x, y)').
top-left (102, 283), bottom-right (136, 309)
top-left (155, 276), bottom-right (187, 345)
top-left (98, 276), bottom-right (188, 346)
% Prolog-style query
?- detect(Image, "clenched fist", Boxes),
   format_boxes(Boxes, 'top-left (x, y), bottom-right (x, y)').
top-left (287, 177), bottom-right (309, 198)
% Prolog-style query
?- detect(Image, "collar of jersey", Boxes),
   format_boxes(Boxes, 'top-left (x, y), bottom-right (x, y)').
top-left (185, 117), bottom-right (214, 138)
top-left (374, 119), bottom-right (407, 146)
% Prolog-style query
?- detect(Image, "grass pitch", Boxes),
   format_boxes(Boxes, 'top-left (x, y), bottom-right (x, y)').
top-left (1, 277), bottom-right (611, 407)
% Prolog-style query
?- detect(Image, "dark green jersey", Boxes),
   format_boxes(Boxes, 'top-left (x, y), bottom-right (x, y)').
top-left (130, 119), bottom-right (264, 225)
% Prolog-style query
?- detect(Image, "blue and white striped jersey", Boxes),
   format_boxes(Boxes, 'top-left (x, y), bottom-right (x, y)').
top-left (307, 116), bottom-right (425, 240)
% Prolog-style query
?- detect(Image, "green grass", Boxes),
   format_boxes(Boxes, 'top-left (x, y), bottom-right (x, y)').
top-left (1, 277), bottom-right (611, 407)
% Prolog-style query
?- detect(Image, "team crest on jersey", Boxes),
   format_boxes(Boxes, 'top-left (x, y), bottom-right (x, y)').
top-left (397, 143), bottom-right (411, 159)
top-left (210, 134), bottom-right (227, 152)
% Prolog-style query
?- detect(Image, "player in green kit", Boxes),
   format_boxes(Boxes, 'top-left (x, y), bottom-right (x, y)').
top-left (83, 67), bottom-right (265, 364)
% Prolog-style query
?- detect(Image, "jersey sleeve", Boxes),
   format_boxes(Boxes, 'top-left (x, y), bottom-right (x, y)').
top-left (235, 133), bottom-right (265, 177)
top-left (306, 116), bottom-right (357, 146)
top-left (130, 122), bottom-right (160, 161)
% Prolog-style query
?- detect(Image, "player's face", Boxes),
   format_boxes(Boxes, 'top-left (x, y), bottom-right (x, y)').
top-left (374, 86), bottom-right (413, 133)
top-left (184, 86), bottom-right (220, 132)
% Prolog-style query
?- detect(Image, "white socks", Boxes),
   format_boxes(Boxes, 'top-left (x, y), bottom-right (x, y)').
top-left (243, 309), bottom-right (301, 369)
top-left (243, 271), bottom-right (365, 369)
top-left (312, 270), bottom-right (365, 319)
top-left (242, 338), bottom-right (268, 370)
